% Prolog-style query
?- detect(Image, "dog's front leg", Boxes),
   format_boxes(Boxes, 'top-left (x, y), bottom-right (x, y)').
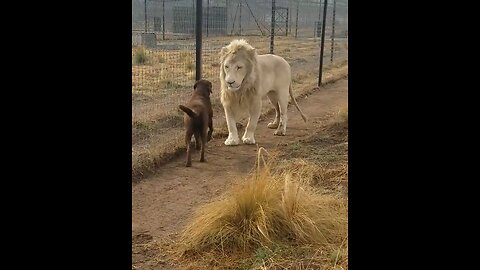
top-left (242, 99), bottom-right (261, 145)
top-left (224, 106), bottom-right (240, 146)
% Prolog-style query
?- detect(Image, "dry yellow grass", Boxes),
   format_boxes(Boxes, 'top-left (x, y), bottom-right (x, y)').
top-left (132, 46), bottom-right (148, 65)
top-left (279, 107), bottom-right (348, 195)
top-left (132, 48), bottom-right (220, 93)
top-left (131, 36), bottom-right (348, 182)
top-left (132, 130), bottom-right (185, 180)
top-left (131, 64), bottom-right (348, 181)
top-left (339, 105), bottom-right (348, 122)
top-left (275, 156), bottom-right (348, 197)
top-left (175, 148), bottom-right (348, 269)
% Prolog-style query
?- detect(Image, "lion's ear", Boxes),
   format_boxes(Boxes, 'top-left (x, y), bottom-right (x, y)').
top-left (220, 46), bottom-right (229, 58)
top-left (247, 48), bottom-right (256, 58)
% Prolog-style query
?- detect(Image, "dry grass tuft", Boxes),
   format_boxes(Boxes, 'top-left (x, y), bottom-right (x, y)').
top-left (132, 133), bottom-right (185, 181)
top-left (339, 105), bottom-right (348, 123)
top-left (177, 148), bottom-right (348, 267)
top-left (133, 46), bottom-right (148, 65)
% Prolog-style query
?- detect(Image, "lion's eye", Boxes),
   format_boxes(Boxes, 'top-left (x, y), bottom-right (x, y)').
top-left (237, 66), bottom-right (242, 70)
top-left (225, 65), bottom-right (229, 69)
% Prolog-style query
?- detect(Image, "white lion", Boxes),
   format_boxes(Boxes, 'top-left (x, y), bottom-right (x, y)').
top-left (219, 39), bottom-right (307, 146)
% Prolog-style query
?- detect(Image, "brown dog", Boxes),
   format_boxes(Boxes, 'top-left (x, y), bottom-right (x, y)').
top-left (178, 79), bottom-right (213, 167)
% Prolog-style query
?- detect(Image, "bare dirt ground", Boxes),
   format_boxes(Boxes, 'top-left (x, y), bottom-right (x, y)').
top-left (132, 36), bottom-right (348, 180)
top-left (132, 78), bottom-right (348, 269)
top-left (132, 79), bottom-right (348, 269)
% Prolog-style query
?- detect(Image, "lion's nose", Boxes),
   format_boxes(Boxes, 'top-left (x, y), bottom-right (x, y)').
top-left (227, 80), bottom-right (235, 85)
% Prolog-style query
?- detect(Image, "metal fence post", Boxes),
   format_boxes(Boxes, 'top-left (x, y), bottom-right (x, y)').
top-left (206, 0), bottom-right (209, 37)
top-left (239, 1), bottom-right (242, 35)
top-left (144, 0), bottom-right (147, 33)
top-left (317, 0), bottom-right (322, 37)
top-left (318, 0), bottom-right (328, 86)
top-left (331, 0), bottom-right (336, 63)
top-left (295, 0), bottom-right (298, 38)
top-left (286, 7), bottom-right (289, 36)
top-left (162, 0), bottom-right (165, 40)
top-left (270, 0), bottom-right (275, 54)
top-left (196, 0), bottom-right (203, 81)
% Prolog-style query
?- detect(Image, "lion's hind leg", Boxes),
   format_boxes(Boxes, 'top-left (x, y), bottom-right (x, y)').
top-left (273, 87), bottom-right (289, 136)
top-left (267, 92), bottom-right (280, 129)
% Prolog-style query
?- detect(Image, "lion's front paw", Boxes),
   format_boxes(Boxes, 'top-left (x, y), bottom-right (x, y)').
top-left (242, 134), bottom-right (256, 144)
top-left (267, 121), bottom-right (279, 129)
top-left (274, 129), bottom-right (286, 136)
top-left (224, 135), bottom-right (240, 146)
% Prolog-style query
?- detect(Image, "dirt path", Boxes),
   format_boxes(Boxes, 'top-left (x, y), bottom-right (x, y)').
top-left (132, 78), bottom-right (348, 269)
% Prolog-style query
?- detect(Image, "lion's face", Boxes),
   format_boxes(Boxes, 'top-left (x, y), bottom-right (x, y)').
top-left (222, 53), bottom-right (250, 91)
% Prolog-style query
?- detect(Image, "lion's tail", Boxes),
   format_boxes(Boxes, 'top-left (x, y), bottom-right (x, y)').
top-left (179, 105), bottom-right (198, 118)
top-left (289, 84), bottom-right (307, 123)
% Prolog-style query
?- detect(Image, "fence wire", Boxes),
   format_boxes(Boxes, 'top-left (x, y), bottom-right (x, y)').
top-left (132, 0), bottom-right (348, 158)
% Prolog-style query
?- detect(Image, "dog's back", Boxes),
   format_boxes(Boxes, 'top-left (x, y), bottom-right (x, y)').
top-left (180, 99), bottom-right (209, 124)
top-left (178, 79), bottom-right (213, 167)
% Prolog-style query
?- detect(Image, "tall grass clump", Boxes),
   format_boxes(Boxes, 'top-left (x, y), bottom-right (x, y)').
top-left (339, 105), bottom-right (348, 123)
top-left (133, 46), bottom-right (148, 65)
top-left (178, 148), bottom-right (347, 255)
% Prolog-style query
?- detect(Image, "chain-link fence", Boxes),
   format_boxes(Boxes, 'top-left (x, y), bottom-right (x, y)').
top-left (132, 0), bottom-right (348, 174)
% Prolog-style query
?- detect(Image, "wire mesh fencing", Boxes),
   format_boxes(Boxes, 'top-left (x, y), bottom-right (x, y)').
top-left (132, 0), bottom-right (348, 171)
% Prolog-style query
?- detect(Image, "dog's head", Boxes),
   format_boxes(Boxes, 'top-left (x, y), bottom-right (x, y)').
top-left (194, 79), bottom-right (213, 97)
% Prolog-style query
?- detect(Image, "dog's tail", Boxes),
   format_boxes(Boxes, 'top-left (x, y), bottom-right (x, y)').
top-left (289, 84), bottom-right (308, 123)
top-left (179, 105), bottom-right (198, 118)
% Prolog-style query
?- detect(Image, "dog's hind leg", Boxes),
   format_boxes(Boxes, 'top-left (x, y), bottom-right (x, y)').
top-left (185, 131), bottom-right (193, 167)
top-left (200, 129), bottom-right (207, 162)
top-left (194, 132), bottom-right (201, 150)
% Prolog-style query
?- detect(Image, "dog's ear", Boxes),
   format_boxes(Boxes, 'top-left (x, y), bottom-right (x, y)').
top-left (193, 80), bottom-right (199, 90)
top-left (205, 80), bottom-right (213, 94)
